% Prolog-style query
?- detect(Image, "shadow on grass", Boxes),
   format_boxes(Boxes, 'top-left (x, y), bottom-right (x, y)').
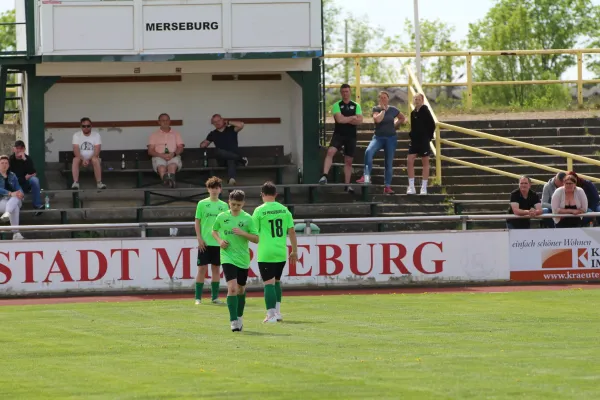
top-left (241, 331), bottom-right (292, 337)
top-left (279, 320), bottom-right (324, 325)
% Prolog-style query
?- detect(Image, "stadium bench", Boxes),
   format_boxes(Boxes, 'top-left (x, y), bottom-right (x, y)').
top-left (58, 146), bottom-right (288, 188)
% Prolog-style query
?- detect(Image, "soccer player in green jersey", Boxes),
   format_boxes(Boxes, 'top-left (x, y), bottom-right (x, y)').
top-left (212, 190), bottom-right (259, 332)
top-left (252, 181), bottom-right (298, 323)
top-left (194, 176), bottom-right (229, 305)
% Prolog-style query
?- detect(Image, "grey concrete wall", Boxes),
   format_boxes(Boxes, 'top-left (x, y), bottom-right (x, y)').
top-left (0, 124), bottom-right (20, 156)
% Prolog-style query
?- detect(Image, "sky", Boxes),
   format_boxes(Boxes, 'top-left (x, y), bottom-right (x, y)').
top-left (1, 0), bottom-right (597, 78)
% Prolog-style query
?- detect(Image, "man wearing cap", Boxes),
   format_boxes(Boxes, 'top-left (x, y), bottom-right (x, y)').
top-left (9, 140), bottom-right (44, 215)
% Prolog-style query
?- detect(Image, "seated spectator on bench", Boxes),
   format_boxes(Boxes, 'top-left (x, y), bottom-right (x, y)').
top-left (200, 114), bottom-right (247, 185)
top-left (72, 117), bottom-right (106, 190)
top-left (541, 171), bottom-right (566, 228)
top-left (147, 113), bottom-right (184, 188)
top-left (0, 155), bottom-right (24, 240)
top-left (9, 140), bottom-right (43, 215)
top-left (567, 171), bottom-right (600, 227)
top-left (551, 174), bottom-right (587, 228)
top-left (507, 175), bottom-right (542, 229)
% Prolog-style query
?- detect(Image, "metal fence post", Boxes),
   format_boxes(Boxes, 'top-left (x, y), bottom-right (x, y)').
top-left (354, 57), bottom-right (361, 104)
top-left (577, 52), bottom-right (584, 107)
top-left (466, 54), bottom-right (473, 110)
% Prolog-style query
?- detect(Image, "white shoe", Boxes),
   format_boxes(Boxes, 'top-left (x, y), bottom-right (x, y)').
top-left (319, 175), bottom-right (328, 184)
top-left (195, 299), bottom-right (201, 305)
top-left (420, 186), bottom-right (428, 195)
top-left (363, 175), bottom-right (371, 184)
top-left (97, 182), bottom-right (107, 189)
top-left (13, 233), bottom-right (24, 240)
top-left (211, 298), bottom-right (223, 305)
top-left (71, 182), bottom-right (80, 190)
top-left (228, 178), bottom-right (236, 186)
top-left (0, 212), bottom-right (9, 223)
top-left (263, 314), bottom-right (278, 324)
top-left (275, 312), bottom-right (283, 322)
top-left (237, 317), bottom-right (243, 331)
top-left (231, 320), bottom-right (240, 332)
top-left (407, 186), bottom-right (416, 195)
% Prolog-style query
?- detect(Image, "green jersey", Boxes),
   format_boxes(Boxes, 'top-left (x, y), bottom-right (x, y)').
top-left (252, 201), bottom-right (295, 263)
top-left (212, 210), bottom-right (257, 268)
top-left (195, 198), bottom-right (229, 246)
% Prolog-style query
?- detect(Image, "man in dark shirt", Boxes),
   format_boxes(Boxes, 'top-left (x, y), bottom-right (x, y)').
top-left (507, 175), bottom-right (543, 229)
top-left (406, 93), bottom-right (436, 195)
top-left (200, 114), bottom-right (247, 185)
top-left (9, 140), bottom-right (44, 214)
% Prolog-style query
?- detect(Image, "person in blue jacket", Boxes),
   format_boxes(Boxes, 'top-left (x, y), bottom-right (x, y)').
top-left (0, 154), bottom-right (25, 240)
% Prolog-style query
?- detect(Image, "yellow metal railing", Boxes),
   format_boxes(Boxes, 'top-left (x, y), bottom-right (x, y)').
top-left (403, 66), bottom-right (600, 186)
top-left (325, 48), bottom-right (600, 109)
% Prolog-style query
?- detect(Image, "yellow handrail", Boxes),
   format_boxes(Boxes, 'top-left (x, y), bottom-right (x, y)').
top-left (400, 66), bottom-right (600, 187)
top-left (325, 48), bottom-right (600, 109)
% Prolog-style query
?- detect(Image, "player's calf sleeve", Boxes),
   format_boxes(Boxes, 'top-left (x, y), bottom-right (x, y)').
top-left (195, 283), bottom-right (204, 300)
top-left (227, 296), bottom-right (238, 321)
top-left (211, 282), bottom-right (220, 300)
top-left (264, 284), bottom-right (277, 310)
top-left (237, 293), bottom-right (246, 317)
top-left (274, 281), bottom-right (282, 303)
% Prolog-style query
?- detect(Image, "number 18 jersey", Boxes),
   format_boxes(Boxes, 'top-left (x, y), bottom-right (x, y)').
top-left (252, 201), bottom-right (295, 263)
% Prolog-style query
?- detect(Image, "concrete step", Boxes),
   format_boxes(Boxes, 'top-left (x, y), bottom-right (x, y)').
top-left (455, 202), bottom-right (509, 213)
top-left (444, 183), bottom-right (546, 194)
top-left (438, 163), bottom-right (600, 177)
top-left (449, 193), bottom-right (515, 201)
top-left (441, 154), bottom-right (599, 167)
top-left (440, 144), bottom-right (599, 157)
top-left (439, 173), bottom-right (600, 185)
top-left (439, 136), bottom-right (600, 148)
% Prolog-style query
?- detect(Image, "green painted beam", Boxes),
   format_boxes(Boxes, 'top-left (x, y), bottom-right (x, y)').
top-left (287, 58), bottom-right (321, 184)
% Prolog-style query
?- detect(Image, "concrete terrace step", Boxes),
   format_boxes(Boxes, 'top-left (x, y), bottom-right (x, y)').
top-left (437, 163), bottom-right (600, 176)
top-left (441, 154), bottom-right (600, 167)
top-left (440, 144), bottom-right (600, 157)
top-left (439, 136), bottom-right (600, 148)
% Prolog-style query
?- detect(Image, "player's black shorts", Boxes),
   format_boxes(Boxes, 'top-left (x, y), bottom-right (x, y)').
top-left (222, 263), bottom-right (249, 286)
top-left (408, 140), bottom-right (432, 157)
top-left (258, 262), bottom-right (286, 281)
top-left (197, 246), bottom-right (220, 266)
top-left (329, 134), bottom-right (357, 158)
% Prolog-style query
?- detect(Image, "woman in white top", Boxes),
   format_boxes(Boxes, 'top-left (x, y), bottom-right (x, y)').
top-left (551, 174), bottom-right (588, 228)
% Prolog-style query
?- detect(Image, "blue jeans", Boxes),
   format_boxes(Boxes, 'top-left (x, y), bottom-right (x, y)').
top-left (21, 176), bottom-right (42, 208)
top-left (583, 205), bottom-right (600, 226)
top-left (541, 208), bottom-right (555, 228)
top-left (364, 135), bottom-right (397, 186)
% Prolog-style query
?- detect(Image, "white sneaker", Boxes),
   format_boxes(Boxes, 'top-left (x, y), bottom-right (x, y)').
top-left (228, 178), bottom-right (236, 186)
top-left (231, 320), bottom-right (240, 332)
top-left (363, 175), bottom-right (371, 184)
top-left (195, 299), bottom-right (201, 305)
top-left (97, 182), bottom-right (107, 189)
top-left (275, 312), bottom-right (283, 322)
top-left (237, 317), bottom-right (243, 331)
top-left (263, 314), bottom-right (278, 324)
top-left (13, 233), bottom-right (24, 240)
top-left (407, 186), bottom-right (416, 195)
top-left (211, 299), bottom-right (223, 305)
top-left (71, 182), bottom-right (80, 190)
top-left (420, 186), bottom-right (428, 195)
top-left (319, 175), bottom-right (327, 184)
top-left (0, 212), bottom-right (9, 223)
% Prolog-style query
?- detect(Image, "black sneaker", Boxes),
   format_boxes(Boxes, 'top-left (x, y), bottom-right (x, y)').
top-left (345, 186), bottom-right (355, 194)
top-left (34, 205), bottom-right (44, 217)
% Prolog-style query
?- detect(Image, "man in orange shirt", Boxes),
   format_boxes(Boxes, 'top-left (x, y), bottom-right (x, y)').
top-left (147, 113), bottom-right (185, 188)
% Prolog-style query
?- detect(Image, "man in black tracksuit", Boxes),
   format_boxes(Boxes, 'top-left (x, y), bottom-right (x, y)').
top-left (406, 93), bottom-right (436, 195)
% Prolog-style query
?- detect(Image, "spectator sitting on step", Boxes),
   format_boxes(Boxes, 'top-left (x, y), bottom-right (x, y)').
top-left (567, 171), bottom-right (600, 226)
top-left (551, 174), bottom-right (587, 228)
top-left (540, 171), bottom-right (566, 228)
top-left (71, 117), bottom-right (106, 190)
top-left (147, 113), bottom-right (185, 188)
top-left (0, 155), bottom-right (24, 240)
top-left (200, 114), bottom-right (247, 186)
top-left (506, 175), bottom-right (542, 229)
top-left (9, 140), bottom-right (44, 215)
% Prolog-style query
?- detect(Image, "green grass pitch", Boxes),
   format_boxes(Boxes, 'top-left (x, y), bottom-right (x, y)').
top-left (1, 290), bottom-right (599, 399)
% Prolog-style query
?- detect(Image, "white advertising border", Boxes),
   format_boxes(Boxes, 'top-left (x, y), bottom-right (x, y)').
top-left (0, 231), bottom-right (510, 296)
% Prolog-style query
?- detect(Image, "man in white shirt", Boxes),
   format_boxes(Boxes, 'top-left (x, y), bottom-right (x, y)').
top-left (71, 117), bottom-right (106, 190)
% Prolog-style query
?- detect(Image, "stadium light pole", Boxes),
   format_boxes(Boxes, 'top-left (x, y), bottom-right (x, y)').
top-left (414, 0), bottom-right (422, 84)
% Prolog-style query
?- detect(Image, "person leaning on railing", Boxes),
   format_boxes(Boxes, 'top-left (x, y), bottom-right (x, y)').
top-left (551, 174), bottom-right (588, 229)
top-left (506, 175), bottom-right (542, 230)
top-left (567, 171), bottom-right (600, 227)
top-left (540, 171), bottom-right (566, 228)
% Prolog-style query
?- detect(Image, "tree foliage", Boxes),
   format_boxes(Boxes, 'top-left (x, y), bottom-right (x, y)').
top-left (0, 9), bottom-right (16, 52)
top-left (467, 0), bottom-right (599, 106)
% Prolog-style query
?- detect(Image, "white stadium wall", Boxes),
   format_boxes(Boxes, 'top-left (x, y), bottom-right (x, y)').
top-left (43, 72), bottom-right (303, 164)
